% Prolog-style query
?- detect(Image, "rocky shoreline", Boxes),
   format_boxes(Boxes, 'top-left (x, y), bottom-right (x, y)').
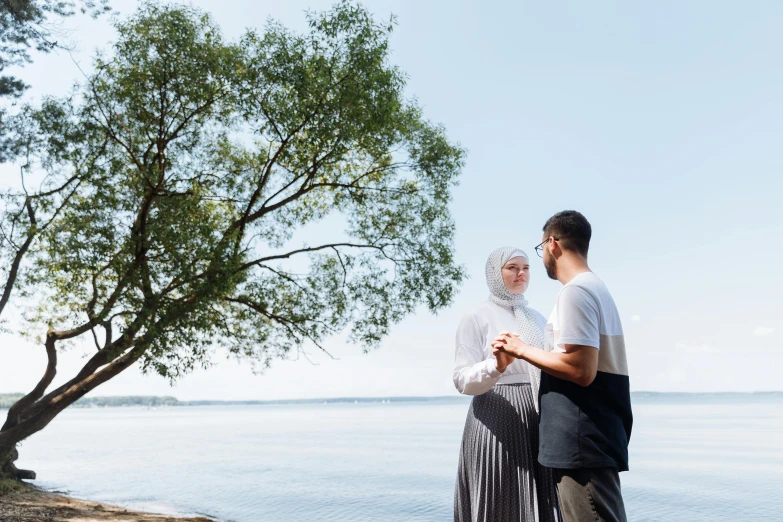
top-left (0, 482), bottom-right (216, 522)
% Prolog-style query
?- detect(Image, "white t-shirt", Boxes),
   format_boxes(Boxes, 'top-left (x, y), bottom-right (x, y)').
top-left (539, 271), bottom-right (633, 471)
top-left (546, 271), bottom-right (628, 380)
top-left (453, 300), bottom-right (547, 395)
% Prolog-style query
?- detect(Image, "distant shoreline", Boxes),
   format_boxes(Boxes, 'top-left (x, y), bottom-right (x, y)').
top-left (2, 391), bottom-right (781, 409)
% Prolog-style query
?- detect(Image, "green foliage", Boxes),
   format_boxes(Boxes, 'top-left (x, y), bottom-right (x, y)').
top-left (0, 394), bottom-right (24, 409)
top-left (2, 0), bottom-right (466, 382)
top-left (0, 0), bottom-right (111, 98)
top-left (0, 393), bottom-right (179, 408)
top-left (0, 477), bottom-right (23, 495)
top-left (73, 395), bottom-right (181, 407)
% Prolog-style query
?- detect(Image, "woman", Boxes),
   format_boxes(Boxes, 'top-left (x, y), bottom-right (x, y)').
top-left (453, 247), bottom-right (560, 522)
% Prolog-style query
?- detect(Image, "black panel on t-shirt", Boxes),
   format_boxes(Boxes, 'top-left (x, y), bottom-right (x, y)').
top-left (537, 371), bottom-right (633, 472)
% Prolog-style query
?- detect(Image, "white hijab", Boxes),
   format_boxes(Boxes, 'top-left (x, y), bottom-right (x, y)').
top-left (485, 246), bottom-right (544, 411)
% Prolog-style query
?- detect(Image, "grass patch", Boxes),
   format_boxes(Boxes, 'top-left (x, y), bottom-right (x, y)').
top-left (0, 478), bottom-right (24, 496)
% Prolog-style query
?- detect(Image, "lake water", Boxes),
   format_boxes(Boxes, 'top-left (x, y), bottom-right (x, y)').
top-left (6, 393), bottom-right (783, 521)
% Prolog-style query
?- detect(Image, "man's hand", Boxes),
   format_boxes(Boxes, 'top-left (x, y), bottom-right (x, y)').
top-left (494, 331), bottom-right (599, 387)
top-left (492, 331), bottom-right (534, 359)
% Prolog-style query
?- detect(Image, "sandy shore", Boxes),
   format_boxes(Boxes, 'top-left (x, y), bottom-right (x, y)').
top-left (0, 482), bottom-right (216, 522)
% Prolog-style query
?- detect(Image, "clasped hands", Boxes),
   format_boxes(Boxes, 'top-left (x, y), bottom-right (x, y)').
top-left (492, 332), bottom-right (535, 373)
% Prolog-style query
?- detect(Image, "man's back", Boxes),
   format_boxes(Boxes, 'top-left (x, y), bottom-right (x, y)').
top-left (539, 271), bottom-right (633, 471)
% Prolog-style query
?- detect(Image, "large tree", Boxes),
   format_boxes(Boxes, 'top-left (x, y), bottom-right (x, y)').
top-left (0, 1), bottom-right (465, 480)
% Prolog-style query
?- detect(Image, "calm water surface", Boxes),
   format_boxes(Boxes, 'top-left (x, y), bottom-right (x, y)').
top-left (6, 394), bottom-right (783, 521)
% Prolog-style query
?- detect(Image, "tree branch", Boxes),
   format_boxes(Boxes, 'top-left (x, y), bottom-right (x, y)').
top-left (0, 198), bottom-right (35, 317)
top-left (0, 341), bottom-right (149, 448)
top-left (225, 296), bottom-right (335, 359)
top-left (1, 333), bottom-right (57, 432)
top-left (237, 242), bottom-right (388, 273)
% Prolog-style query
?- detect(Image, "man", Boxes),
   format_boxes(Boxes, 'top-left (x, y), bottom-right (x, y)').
top-left (492, 210), bottom-right (632, 522)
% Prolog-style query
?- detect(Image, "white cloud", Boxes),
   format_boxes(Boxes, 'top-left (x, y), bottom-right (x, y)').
top-left (657, 365), bottom-right (688, 384)
top-left (675, 342), bottom-right (719, 354)
top-left (631, 315), bottom-right (641, 322)
top-left (754, 326), bottom-right (775, 337)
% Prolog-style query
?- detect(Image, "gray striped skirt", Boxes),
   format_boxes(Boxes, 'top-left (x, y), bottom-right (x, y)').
top-left (454, 383), bottom-right (561, 522)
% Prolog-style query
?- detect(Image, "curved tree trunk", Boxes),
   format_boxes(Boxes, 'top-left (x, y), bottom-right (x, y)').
top-left (0, 446), bottom-right (35, 480)
top-left (0, 336), bottom-right (149, 480)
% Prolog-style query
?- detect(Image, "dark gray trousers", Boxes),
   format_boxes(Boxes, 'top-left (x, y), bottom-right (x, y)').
top-left (554, 468), bottom-right (627, 522)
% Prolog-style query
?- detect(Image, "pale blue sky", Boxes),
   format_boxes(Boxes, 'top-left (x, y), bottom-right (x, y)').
top-left (1, 0), bottom-right (781, 399)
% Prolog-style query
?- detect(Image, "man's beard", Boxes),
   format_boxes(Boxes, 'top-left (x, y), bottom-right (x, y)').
top-left (544, 254), bottom-right (557, 280)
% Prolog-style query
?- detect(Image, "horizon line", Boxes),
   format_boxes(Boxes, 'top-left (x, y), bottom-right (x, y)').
top-left (3, 390), bottom-right (783, 405)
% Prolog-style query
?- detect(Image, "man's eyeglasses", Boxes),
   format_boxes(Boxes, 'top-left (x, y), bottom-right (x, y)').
top-left (534, 237), bottom-right (558, 258)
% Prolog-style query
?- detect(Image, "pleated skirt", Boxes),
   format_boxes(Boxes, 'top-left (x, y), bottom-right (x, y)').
top-left (454, 383), bottom-right (561, 522)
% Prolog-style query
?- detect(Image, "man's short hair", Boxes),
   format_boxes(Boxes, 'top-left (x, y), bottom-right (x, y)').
top-left (543, 210), bottom-right (592, 257)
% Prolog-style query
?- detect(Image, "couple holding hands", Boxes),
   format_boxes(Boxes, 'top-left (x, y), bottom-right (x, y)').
top-left (453, 211), bottom-right (633, 522)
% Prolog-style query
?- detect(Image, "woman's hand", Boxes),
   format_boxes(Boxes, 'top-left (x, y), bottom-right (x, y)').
top-left (494, 349), bottom-right (516, 373)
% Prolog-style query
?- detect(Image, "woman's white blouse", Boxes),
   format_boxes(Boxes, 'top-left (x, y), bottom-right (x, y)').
top-left (453, 300), bottom-right (547, 396)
